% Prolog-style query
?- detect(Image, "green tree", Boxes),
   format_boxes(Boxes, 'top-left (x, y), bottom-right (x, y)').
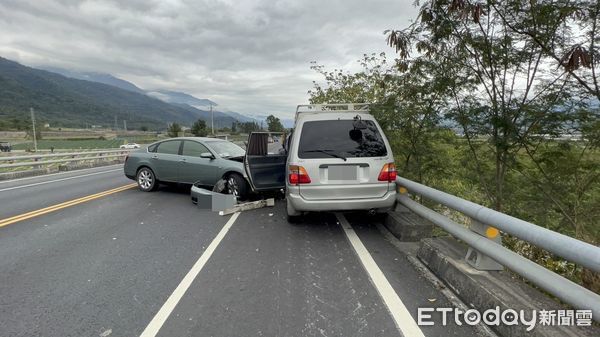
top-left (239, 121), bottom-right (260, 134)
top-left (385, 0), bottom-right (599, 290)
top-left (309, 53), bottom-right (448, 185)
top-left (386, 0), bottom-right (588, 211)
top-left (140, 125), bottom-right (149, 131)
top-left (191, 119), bottom-right (208, 137)
top-left (487, 0), bottom-right (600, 102)
top-left (266, 115), bottom-right (284, 132)
top-left (167, 123), bottom-right (182, 137)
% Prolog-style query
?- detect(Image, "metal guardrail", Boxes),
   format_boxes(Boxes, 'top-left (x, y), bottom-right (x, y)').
top-left (395, 176), bottom-right (600, 322)
top-left (0, 149), bottom-right (131, 169)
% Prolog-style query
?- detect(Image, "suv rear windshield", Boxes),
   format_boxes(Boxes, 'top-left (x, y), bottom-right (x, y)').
top-left (298, 120), bottom-right (387, 158)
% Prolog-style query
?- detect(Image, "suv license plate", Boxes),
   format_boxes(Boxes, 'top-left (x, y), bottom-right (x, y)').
top-left (328, 165), bottom-right (357, 180)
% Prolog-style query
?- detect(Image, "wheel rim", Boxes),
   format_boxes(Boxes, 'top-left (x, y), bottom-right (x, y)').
top-left (138, 170), bottom-right (153, 189)
top-left (227, 177), bottom-right (239, 198)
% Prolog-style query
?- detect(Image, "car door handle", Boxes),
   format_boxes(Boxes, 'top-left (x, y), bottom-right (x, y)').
top-left (151, 155), bottom-right (158, 160)
top-left (180, 158), bottom-right (187, 163)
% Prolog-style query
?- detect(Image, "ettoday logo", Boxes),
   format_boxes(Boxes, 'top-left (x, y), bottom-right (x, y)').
top-left (417, 307), bottom-right (593, 331)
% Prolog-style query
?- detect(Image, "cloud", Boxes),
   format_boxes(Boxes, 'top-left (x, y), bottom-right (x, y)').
top-left (0, 0), bottom-right (417, 118)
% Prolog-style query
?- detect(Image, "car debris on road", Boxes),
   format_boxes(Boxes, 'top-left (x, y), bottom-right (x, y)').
top-left (191, 179), bottom-right (274, 215)
top-left (218, 198), bottom-right (275, 216)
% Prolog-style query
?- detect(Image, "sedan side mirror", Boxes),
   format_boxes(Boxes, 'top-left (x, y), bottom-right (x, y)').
top-left (200, 152), bottom-right (214, 159)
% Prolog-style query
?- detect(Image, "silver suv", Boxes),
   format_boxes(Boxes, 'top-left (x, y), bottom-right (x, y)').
top-left (244, 104), bottom-right (397, 221)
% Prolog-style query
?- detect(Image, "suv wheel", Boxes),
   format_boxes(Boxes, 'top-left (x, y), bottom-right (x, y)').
top-left (137, 167), bottom-right (158, 192)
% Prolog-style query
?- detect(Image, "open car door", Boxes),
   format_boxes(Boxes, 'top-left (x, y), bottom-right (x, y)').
top-left (244, 132), bottom-right (287, 192)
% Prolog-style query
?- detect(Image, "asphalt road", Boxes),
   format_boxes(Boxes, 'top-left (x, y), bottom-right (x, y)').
top-left (0, 166), bottom-right (490, 337)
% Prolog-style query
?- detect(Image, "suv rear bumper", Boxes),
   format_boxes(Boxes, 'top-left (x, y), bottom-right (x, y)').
top-left (287, 189), bottom-right (396, 212)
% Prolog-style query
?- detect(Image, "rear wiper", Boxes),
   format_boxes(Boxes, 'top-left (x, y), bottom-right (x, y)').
top-left (302, 149), bottom-right (347, 161)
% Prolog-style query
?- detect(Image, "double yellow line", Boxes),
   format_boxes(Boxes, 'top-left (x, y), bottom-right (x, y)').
top-left (0, 183), bottom-right (137, 228)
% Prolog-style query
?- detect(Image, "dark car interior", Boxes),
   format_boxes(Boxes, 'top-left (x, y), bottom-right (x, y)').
top-left (245, 132), bottom-right (287, 191)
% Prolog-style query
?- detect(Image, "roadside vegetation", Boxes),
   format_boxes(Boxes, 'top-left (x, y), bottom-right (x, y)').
top-left (309, 0), bottom-right (600, 293)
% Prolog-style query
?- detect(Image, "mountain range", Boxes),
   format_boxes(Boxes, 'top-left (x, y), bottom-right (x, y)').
top-left (146, 90), bottom-right (217, 108)
top-left (45, 69), bottom-right (284, 125)
top-left (0, 57), bottom-right (260, 130)
top-left (41, 66), bottom-right (147, 95)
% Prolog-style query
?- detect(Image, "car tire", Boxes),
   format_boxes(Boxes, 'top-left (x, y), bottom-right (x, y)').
top-left (226, 173), bottom-right (248, 200)
top-left (137, 167), bottom-right (158, 192)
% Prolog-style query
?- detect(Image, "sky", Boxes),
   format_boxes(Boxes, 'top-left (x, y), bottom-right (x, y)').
top-left (0, 0), bottom-right (417, 118)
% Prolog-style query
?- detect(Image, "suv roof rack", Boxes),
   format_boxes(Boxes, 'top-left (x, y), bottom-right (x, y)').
top-left (295, 103), bottom-right (370, 121)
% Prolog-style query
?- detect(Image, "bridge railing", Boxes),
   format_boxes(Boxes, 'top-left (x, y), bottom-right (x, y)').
top-left (395, 176), bottom-right (600, 321)
top-left (0, 149), bottom-right (131, 170)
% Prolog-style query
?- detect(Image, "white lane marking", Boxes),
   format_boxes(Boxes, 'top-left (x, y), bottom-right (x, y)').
top-left (0, 168), bottom-right (123, 192)
top-left (335, 213), bottom-right (426, 337)
top-left (0, 164), bottom-right (123, 185)
top-left (139, 212), bottom-right (241, 337)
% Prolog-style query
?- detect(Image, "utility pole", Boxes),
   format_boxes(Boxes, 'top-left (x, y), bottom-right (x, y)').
top-left (114, 115), bottom-right (118, 131)
top-left (123, 120), bottom-right (127, 131)
top-left (30, 108), bottom-right (38, 152)
top-left (210, 104), bottom-right (214, 135)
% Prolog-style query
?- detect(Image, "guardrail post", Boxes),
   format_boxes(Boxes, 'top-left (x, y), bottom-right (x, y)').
top-left (465, 220), bottom-right (504, 271)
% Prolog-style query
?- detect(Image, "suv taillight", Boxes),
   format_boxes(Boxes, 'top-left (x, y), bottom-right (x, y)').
top-left (378, 163), bottom-right (397, 182)
top-left (289, 165), bottom-right (311, 184)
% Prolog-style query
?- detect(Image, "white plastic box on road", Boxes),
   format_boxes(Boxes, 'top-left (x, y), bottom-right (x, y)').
top-left (190, 185), bottom-right (237, 212)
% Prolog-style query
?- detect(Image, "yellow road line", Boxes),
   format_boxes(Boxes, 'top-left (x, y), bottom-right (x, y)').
top-left (0, 183), bottom-right (137, 228)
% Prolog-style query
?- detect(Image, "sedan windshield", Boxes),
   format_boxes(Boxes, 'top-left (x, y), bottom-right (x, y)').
top-left (206, 141), bottom-right (245, 158)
